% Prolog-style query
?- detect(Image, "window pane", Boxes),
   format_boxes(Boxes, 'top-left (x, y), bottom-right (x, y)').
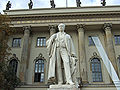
top-left (37, 39), bottom-right (40, 46)
top-left (114, 35), bottom-right (120, 45)
top-left (88, 36), bottom-right (95, 46)
top-left (42, 64), bottom-right (44, 72)
top-left (34, 59), bottom-right (45, 82)
top-left (91, 58), bottom-right (102, 82)
top-left (41, 73), bottom-right (44, 82)
top-left (9, 59), bottom-right (18, 75)
top-left (37, 37), bottom-right (46, 46)
top-left (38, 64), bottom-right (41, 72)
top-left (35, 64), bottom-right (38, 72)
top-left (12, 38), bottom-right (21, 47)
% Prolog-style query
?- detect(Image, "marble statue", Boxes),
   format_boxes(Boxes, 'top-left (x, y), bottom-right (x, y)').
top-left (6, 1), bottom-right (11, 10)
top-left (28, 0), bottom-right (33, 9)
top-left (47, 23), bottom-right (77, 85)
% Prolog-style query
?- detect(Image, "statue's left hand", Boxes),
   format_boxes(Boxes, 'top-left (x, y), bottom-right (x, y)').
top-left (71, 54), bottom-right (78, 62)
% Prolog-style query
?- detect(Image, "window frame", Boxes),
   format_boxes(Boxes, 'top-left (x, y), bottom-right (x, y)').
top-left (114, 35), bottom-right (120, 45)
top-left (9, 59), bottom-right (18, 75)
top-left (12, 38), bottom-right (21, 47)
top-left (36, 37), bottom-right (46, 47)
top-left (34, 59), bottom-right (45, 83)
top-left (88, 36), bottom-right (95, 46)
top-left (91, 58), bottom-right (103, 82)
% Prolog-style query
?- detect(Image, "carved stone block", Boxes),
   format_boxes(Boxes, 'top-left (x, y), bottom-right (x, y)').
top-left (48, 85), bottom-right (80, 90)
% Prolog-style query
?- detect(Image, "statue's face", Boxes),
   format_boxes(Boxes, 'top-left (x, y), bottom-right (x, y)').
top-left (58, 24), bottom-right (65, 32)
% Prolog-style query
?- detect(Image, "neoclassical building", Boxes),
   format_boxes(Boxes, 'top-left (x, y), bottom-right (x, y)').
top-left (3, 6), bottom-right (120, 90)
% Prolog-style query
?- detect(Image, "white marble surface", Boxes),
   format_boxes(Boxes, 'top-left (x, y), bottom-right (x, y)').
top-left (48, 85), bottom-right (79, 90)
top-left (47, 23), bottom-right (77, 85)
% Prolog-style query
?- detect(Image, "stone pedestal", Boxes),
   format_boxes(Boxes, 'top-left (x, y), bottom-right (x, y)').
top-left (48, 85), bottom-right (79, 90)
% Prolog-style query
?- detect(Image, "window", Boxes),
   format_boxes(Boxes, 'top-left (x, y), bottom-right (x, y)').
top-left (34, 59), bottom-right (44, 82)
top-left (91, 58), bottom-right (103, 82)
top-left (37, 37), bottom-right (46, 47)
top-left (88, 36), bottom-right (95, 46)
top-left (12, 38), bottom-right (21, 47)
top-left (114, 35), bottom-right (120, 45)
top-left (9, 59), bottom-right (18, 75)
top-left (118, 56), bottom-right (120, 68)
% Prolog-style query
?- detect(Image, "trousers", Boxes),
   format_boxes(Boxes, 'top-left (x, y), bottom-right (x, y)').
top-left (56, 47), bottom-right (73, 84)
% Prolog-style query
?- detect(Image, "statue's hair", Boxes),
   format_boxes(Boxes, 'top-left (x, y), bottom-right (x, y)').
top-left (58, 23), bottom-right (65, 28)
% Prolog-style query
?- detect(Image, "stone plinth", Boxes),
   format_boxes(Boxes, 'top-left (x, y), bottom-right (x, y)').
top-left (48, 85), bottom-right (79, 90)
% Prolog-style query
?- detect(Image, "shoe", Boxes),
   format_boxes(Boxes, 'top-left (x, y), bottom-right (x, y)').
top-left (66, 82), bottom-right (75, 85)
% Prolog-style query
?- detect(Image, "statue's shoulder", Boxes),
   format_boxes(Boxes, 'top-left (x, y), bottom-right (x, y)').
top-left (66, 34), bottom-right (71, 38)
top-left (49, 33), bottom-right (57, 39)
top-left (51, 33), bottom-right (57, 37)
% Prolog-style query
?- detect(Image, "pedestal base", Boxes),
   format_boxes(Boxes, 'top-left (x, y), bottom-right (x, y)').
top-left (48, 85), bottom-right (79, 90)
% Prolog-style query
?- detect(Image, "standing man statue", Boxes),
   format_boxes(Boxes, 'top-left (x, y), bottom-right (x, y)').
top-left (76, 0), bottom-right (81, 7)
top-left (6, 1), bottom-right (11, 10)
top-left (28, 0), bottom-right (33, 9)
top-left (101, 0), bottom-right (106, 6)
top-left (50, 0), bottom-right (55, 8)
top-left (47, 23), bottom-right (77, 85)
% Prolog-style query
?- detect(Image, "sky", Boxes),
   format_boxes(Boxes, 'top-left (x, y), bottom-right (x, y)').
top-left (0, 0), bottom-right (120, 13)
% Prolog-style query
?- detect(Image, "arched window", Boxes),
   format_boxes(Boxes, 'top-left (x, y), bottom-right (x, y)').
top-left (9, 59), bottom-right (18, 75)
top-left (34, 59), bottom-right (44, 82)
top-left (91, 58), bottom-right (103, 82)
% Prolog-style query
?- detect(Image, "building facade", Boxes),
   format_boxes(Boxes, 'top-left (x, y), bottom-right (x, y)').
top-left (3, 6), bottom-right (120, 90)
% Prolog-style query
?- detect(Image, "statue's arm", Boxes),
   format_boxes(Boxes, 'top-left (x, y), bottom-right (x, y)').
top-left (46, 34), bottom-right (56, 46)
top-left (46, 34), bottom-right (56, 57)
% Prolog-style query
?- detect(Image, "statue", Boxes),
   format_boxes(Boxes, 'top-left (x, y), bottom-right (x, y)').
top-left (50, 0), bottom-right (55, 8)
top-left (76, 0), bottom-right (81, 7)
top-left (28, 0), bottom-right (33, 9)
top-left (47, 23), bottom-right (77, 85)
top-left (101, 0), bottom-right (106, 6)
top-left (6, 1), bottom-right (11, 10)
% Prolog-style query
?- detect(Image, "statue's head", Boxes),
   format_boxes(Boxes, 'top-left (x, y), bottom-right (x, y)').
top-left (58, 23), bottom-right (65, 32)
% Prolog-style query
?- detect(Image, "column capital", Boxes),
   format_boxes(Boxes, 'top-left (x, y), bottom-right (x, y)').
top-left (49, 25), bottom-right (57, 30)
top-left (49, 25), bottom-right (57, 35)
top-left (23, 26), bottom-right (31, 34)
top-left (103, 23), bottom-right (112, 31)
top-left (77, 24), bottom-right (85, 32)
top-left (23, 26), bottom-right (31, 30)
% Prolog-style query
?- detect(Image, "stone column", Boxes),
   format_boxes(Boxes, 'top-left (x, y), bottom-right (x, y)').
top-left (19, 26), bottom-right (31, 83)
top-left (104, 23), bottom-right (118, 74)
top-left (49, 25), bottom-right (56, 36)
top-left (77, 24), bottom-right (88, 83)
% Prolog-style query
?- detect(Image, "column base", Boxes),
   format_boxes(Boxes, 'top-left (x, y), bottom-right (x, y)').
top-left (82, 80), bottom-right (88, 84)
top-left (48, 85), bottom-right (80, 90)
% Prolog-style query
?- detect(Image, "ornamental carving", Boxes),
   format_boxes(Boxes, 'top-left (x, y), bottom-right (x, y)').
top-left (7, 54), bottom-right (20, 64)
top-left (77, 24), bottom-right (85, 32)
top-left (103, 23), bottom-right (112, 30)
top-left (89, 52), bottom-right (102, 62)
top-left (34, 53), bottom-right (46, 62)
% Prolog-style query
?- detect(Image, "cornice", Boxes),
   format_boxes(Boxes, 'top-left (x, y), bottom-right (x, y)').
top-left (9, 12), bottom-right (120, 21)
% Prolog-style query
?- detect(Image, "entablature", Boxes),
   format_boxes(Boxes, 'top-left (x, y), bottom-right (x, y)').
top-left (3, 6), bottom-right (120, 21)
